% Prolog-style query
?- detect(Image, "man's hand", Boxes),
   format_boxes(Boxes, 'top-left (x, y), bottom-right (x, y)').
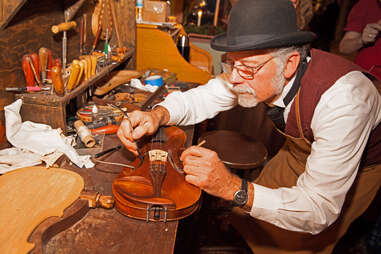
top-left (117, 106), bottom-right (169, 155)
top-left (180, 146), bottom-right (241, 201)
top-left (361, 20), bottom-right (381, 45)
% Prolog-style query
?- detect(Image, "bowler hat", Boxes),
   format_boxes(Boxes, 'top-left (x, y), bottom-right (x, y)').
top-left (211, 0), bottom-right (316, 52)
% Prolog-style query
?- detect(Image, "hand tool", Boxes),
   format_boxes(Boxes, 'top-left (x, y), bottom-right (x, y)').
top-left (67, 60), bottom-right (81, 91)
top-left (51, 65), bottom-right (65, 96)
top-left (51, 21), bottom-right (77, 34)
top-left (38, 47), bottom-right (49, 83)
top-left (80, 59), bottom-right (88, 81)
top-left (90, 55), bottom-right (97, 76)
top-left (91, 124), bottom-right (119, 135)
top-left (28, 53), bottom-right (42, 86)
top-left (0, 0), bottom-right (3, 21)
top-left (104, 28), bottom-right (110, 63)
top-left (51, 20), bottom-right (77, 73)
top-left (83, 14), bottom-right (87, 51)
top-left (197, 140), bottom-right (206, 147)
top-left (107, 103), bottom-right (144, 167)
top-left (47, 48), bottom-right (53, 64)
top-left (22, 54), bottom-right (35, 86)
top-left (79, 55), bottom-right (92, 80)
top-left (90, 25), bottom-right (102, 54)
top-left (76, 60), bottom-right (85, 86)
top-left (79, 16), bottom-right (84, 55)
top-left (109, 0), bottom-right (127, 56)
top-left (53, 58), bottom-right (62, 68)
top-left (5, 86), bottom-right (50, 92)
top-left (85, 116), bottom-right (117, 129)
top-left (64, 0), bottom-right (87, 22)
top-left (94, 145), bottom-right (121, 158)
top-left (86, 55), bottom-right (93, 79)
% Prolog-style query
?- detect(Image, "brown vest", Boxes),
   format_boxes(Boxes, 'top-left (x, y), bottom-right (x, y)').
top-left (285, 49), bottom-right (381, 167)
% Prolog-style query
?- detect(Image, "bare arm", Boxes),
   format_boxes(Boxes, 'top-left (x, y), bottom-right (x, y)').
top-left (339, 31), bottom-right (363, 54)
top-left (339, 21), bottom-right (381, 54)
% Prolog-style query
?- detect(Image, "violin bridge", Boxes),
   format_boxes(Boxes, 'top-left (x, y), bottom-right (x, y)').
top-left (148, 149), bottom-right (168, 162)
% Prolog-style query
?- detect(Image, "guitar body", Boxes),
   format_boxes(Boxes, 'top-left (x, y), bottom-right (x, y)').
top-left (112, 126), bottom-right (201, 222)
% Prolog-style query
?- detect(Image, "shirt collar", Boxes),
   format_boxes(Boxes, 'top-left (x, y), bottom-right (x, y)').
top-left (270, 56), bottom-right (310, 108)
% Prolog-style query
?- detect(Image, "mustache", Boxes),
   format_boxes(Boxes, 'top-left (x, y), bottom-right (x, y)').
top-left (232, 85), bottom-right (256, 96)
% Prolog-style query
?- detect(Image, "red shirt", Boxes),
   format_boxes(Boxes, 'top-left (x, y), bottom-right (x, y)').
top-left (344, 0), bottom-right (381, 79)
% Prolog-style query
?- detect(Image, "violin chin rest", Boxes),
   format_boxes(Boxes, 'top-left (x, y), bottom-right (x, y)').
top-left (113, 179), bottom-right (176, 207)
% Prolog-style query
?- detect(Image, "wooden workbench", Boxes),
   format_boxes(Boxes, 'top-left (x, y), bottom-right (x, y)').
top-left (31, 134), bottom-right (181, 254)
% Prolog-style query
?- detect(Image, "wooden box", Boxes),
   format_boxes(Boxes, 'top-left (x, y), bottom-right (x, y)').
top-left (143, 1), bottom-right (169, 23)
top-left (15, 52), bottom-right (133, 133)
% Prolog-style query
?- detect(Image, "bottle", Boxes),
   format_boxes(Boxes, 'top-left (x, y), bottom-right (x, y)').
top-left (136, 0), bottom-right (143, 23)
top-left (177, 34), bottom-right (190, 62)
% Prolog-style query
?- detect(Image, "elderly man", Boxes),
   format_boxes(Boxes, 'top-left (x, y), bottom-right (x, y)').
top-left (118, 0), bottom-right (381, 253)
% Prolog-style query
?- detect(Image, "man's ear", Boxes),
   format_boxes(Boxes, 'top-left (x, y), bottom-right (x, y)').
top-left (283, 51), bottom-right (300, 79)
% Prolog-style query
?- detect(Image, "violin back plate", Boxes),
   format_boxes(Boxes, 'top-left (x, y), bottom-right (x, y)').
top-left (0, 166), bottom-right (84, 254)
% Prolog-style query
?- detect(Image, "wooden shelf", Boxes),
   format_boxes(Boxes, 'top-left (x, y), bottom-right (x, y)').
top-left (15, 50), bottom-right (134, 132)
top-left (17, 51), bottom-right (133, 106)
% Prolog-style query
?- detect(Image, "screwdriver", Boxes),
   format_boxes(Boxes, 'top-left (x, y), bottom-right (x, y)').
top-left (6, 86), bottom-right (50, 92)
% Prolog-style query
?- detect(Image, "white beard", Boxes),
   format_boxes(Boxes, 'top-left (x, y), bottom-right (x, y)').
top-left (232, 60), bottom-right (286, 108)
top-left (232, 85), bottom-right (258, 108)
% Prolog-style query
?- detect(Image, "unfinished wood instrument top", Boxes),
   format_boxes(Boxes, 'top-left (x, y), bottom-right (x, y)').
top-left (0, 166), bottom-right (84, 254)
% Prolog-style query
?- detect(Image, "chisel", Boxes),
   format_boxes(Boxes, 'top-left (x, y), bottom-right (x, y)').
top-left (51, 65), bottom-right (65, 96)
top-left (22, 55), bottom-right (35, 86)
top-left (38, 47), bottom-right (49, 83)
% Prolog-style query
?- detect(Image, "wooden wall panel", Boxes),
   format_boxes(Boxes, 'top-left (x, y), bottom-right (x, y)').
top-left (114, 0), bottom-right (136, 69)
top-left (0, 0), bottom-right (64, 109)
top-left (0, 0), bottom-right (27, 30)
top-left (0, 0), bottom-right (135, 142)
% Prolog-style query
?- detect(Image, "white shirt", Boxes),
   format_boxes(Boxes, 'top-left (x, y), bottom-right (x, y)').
top-left (158, 71), bottom-right (381, 234)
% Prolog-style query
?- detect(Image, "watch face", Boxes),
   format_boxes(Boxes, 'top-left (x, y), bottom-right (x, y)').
top-left (233, 190), bottom-right (248, 206)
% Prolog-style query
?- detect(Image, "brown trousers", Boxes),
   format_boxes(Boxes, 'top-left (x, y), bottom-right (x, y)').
top-left (230, 132), bottom-right (381, 254)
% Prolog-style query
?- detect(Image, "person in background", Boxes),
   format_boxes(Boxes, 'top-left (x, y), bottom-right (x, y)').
top-left (339, 0), bottom-right (381, 80)
top-left (340, 1), bottom-right (381, 253)
top-left (118, 0), bottom-right (381, 253)
top-left (309, 0), bottom-right (340, 51)
top-left (291, 0), bottom-right (314, 30)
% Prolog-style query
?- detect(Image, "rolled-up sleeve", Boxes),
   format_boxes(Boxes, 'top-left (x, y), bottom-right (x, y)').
top-left (157, 78), bottom-right (237, 126)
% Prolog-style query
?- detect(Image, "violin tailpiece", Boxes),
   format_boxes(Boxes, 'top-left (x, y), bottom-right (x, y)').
top-left (149, 163), bottom-right (166, 197)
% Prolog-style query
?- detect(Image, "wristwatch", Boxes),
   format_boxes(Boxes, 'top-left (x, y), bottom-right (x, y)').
top-left (232, 178), bottom-right (248, 207)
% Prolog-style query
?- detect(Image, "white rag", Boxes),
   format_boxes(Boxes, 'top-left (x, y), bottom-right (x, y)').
top-left (1, 99), bottom-right (94, 174)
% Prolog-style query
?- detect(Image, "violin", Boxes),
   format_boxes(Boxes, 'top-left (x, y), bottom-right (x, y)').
top-left (112, 126), bottom-right (202, 222)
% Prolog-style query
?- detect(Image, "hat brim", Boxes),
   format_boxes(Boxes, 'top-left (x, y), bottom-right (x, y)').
top-left (211, 31), bottom-right (316, 52)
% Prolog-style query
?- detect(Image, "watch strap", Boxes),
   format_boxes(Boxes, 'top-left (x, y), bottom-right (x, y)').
top-left (232, 178), bottom-right (248, 207)
top-left (241, 178), bottom-right (248, 193)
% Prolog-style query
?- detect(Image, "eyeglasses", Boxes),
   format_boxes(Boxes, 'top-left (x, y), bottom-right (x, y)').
top-left (221, 56), bottom-right (275, 80)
